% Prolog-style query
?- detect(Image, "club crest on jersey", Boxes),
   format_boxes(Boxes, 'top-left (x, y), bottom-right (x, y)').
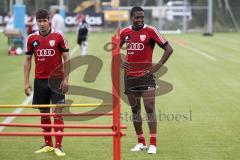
top-left (49, 40), bottom-right (55, 47)
top-left (32, 41), bottom-right (40, 47)
top-left (125, 35), bottom-right (130, 41)
top-left (140, 35), bottom-right (146, 41)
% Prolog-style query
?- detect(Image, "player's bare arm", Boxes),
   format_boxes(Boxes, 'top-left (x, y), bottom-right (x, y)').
top-left (147, 43), bottom-right (173, 75)
top-left (24, 55), bottom-right (33, 96)
top-left (121, 61), bottom-right (130, 70)
top-left (120, 40), bottom-right (133, 71)
top-left (60, 52), bottom-right (70, 94)
top-left (120, 60), bottom-right (132, 71)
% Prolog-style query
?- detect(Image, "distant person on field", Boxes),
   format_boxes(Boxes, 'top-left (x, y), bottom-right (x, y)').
top-left (76, 14), bottom-right (89, 55)
top-left (51, 9), bottom-right (65, 33)
top-left (4, 11), bottom-right (14, 30)
top-left (24, 9), bottom-right (69, 157)
top-left (25, 12), bottom-right (38, 35)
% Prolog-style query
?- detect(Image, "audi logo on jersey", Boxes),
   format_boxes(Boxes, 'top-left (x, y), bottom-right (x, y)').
top-left (126, 43), bottom-right (144, 51)
top-left (37, 49), bottom-right (55, 57)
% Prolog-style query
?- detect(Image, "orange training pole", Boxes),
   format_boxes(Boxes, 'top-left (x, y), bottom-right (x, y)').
top-left (0, 123), bottom-right (127, 129)
top-left (0, 132), bottom-right (127, 136)
top-left (112, 28), bottom-right (121, 160)
top-left (0, 112), bottom-right (112, 117)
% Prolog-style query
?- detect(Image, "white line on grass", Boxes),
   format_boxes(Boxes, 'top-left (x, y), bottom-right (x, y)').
top-left (0, 93), bottom-right (33, 132)
top-left (172, 39), bottom-right (217, 61)
top-left (0, 45), bottom-right (79, 132)
top-left (186, 45), bottom-right (217, 61)
top-left (70, 45), bottom-right (79, 56)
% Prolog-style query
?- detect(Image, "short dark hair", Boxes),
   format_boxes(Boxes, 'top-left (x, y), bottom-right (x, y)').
top-left (55, 9), bottom-right (59, 14)
top-left (130, 6), bottom-right (144, 17)
top-left (36, 9), bottom-right (49, 20)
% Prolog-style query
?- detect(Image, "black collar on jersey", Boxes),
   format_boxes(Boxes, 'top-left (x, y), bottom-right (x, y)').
top-left (132, 24), bottom-right (144, 31)
top-left (39, 29), bottom-right (51, 37)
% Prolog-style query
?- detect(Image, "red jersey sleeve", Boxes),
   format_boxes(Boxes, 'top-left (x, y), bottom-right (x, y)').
top-left (149, 26), bottom-right (168, 48)
top-left (25, 35), bottom-right (34, 55)
top-left (120, 28), bottom-right (128, 48)
top-left (57, 32), bottom-right (69, 53)
top-left (120, 29), bottom-right (125, 41)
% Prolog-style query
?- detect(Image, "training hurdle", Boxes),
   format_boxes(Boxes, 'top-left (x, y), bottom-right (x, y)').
top-left (0, 30), bottom-right (124, 160)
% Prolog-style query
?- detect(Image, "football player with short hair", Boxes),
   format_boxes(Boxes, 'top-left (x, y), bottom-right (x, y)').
top-left (24, 8), bottom-right (70, 157)
top-left (120, 6), bottom-right (173, 154)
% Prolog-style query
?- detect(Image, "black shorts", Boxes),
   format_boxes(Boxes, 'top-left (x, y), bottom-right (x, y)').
top-left (77, 37), bottom-right (87, 45)
top-left (32, 79), bottom-right (65, 111)
top-left (124, 74), bottom-right (156, 96)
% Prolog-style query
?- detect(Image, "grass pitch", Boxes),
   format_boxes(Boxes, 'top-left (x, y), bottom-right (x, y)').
top-left (0, 31), bottom-right (240, 160)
